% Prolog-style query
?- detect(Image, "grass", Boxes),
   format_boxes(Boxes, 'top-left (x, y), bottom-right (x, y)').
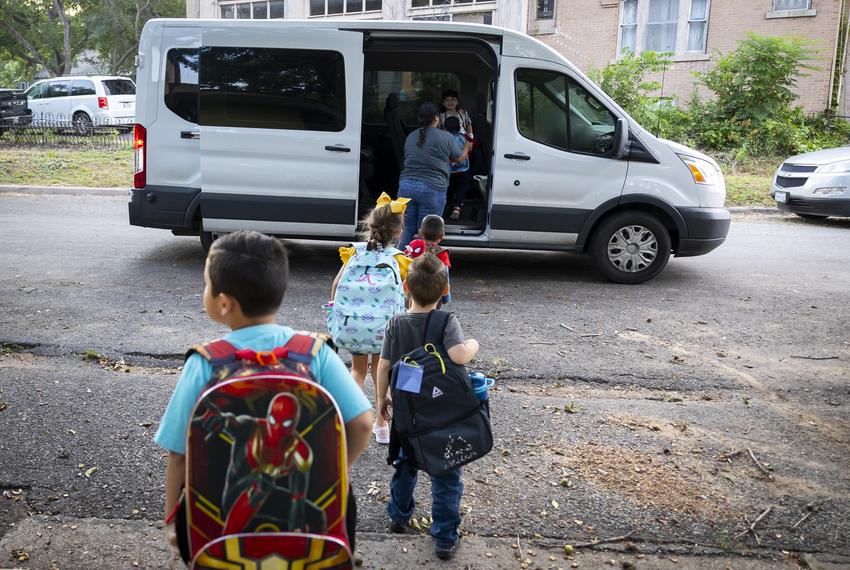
top-left (0, 147), bottom-right (132, 188)
top-left (0, 146), bottom-right (779, 207)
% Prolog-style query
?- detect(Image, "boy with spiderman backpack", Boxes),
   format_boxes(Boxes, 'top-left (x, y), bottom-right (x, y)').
top-left (154, 231), bottom-right (372, 564)
top-left (375, 254), bottom-right (492, 561)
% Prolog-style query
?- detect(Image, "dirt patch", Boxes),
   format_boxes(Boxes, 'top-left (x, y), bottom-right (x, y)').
top-left (554, 443), bottom-right (737, 521)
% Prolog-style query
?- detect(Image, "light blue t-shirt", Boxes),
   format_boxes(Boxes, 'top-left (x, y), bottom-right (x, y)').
top-left (154, 324), bottom-right (371, 455)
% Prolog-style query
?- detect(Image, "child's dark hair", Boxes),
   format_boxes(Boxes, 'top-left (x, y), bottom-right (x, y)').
top-left (360, 203), bottom-right (404, 249)
top-left (406, 253), bottom-right (448, 306)
top-left (417, 101), bottom-right (439, 148)
top-left (442, 89), bottom-right (459, 100)
top-left (443, 116), bottom-right (461, 134)
top-left (420, 214), bottom-right (445, 242)
top-left (207, 230), bottom-right (289, 317)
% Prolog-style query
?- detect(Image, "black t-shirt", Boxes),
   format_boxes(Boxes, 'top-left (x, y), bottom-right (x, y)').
top-left (380, 312), bottom-right (465, 366)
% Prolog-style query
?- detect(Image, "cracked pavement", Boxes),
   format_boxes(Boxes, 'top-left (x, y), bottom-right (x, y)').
top-left (0, 192), bottom-right (848, 569)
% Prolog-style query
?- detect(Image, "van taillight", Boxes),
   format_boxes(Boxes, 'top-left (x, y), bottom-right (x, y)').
top-left (133, 124), bottom-right (146, 189)
top-left (98, 97), bottom-right (109, 109)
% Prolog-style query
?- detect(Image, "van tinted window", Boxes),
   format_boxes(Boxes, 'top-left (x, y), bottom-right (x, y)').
top-left (102, 79), bottom-right (136, 95)
top-left (46, 81), bottom-right (70, 98)
top-left (71, 80), bottom-right (96, 96)
top-left (515, 69), bottom-right (617, 156)
top-left (200, 47), bottom-right (346, 132)
top-left (165, 49), bottom-right (200, 123)
top-left (26, 82), bottom-right (47, 99)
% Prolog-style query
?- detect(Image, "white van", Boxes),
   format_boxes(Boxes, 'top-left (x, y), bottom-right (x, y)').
top-left (25, 75), bottom-right (136, 134)
top-left (129, 19), bottom-right (729, 284)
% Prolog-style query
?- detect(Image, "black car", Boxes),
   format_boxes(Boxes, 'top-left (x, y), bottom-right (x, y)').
top-left (0, 88), bottom-right (32, 136)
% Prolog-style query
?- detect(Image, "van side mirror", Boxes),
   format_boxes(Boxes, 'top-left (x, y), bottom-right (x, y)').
top-left (613, 118), bottom-right (629, 159)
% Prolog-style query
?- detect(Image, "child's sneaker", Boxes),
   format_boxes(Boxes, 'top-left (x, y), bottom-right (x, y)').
top-left (435, 540), bottom-right (459, 560)
top-left (372, 422), bottom-right (390, 445)
top-left (388, 519), bottom-right (408, 534)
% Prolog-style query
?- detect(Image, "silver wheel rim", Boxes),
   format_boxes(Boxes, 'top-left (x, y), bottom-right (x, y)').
top-left (607, 225), bottom-right (658, 273)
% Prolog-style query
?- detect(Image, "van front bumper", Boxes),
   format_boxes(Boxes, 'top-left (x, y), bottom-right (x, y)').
top-left (675, 206), bottom-right (731, 257)
top-left (128, 186), bottom-right (200, 233)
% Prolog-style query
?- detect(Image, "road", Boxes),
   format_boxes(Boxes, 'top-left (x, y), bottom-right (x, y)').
top-left (0, 191), bottom-right (848, 569)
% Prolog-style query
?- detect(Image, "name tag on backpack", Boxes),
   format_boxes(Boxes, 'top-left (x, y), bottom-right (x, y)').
top-left (397, 360), bottom-right (423, 394)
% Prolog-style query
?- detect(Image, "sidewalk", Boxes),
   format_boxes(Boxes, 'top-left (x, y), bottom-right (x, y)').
top-left (2, 515), bottom-right (846, 569)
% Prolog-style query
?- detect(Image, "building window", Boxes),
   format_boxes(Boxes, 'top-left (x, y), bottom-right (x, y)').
top-left (645, 0), bottom-right (679, 53)
top-left (773, 0), bottom-right (810, 9)
top-left (220, 0), bottom-right (284, 18)
top-left (619, 0), bottom-right (711, 56)
top-left (536, 0), bottom-right (554, 19)
top-left (310, 0), bottom-right (381, 15)
top-left (619, 0), bottom-right (638, 52)
top-left (411, 0), bottom-right (494, 7)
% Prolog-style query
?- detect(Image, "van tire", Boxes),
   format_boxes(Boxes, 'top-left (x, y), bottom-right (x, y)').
top-left (73, 112), bottom-right (93, 136)
top-left (200, 230), bottom-right (216, 252)
top-left (589, 211), bottom-right (671, 284)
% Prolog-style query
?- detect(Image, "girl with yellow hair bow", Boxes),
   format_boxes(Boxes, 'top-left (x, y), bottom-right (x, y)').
top-left (329, 192), bottom-right (411, 445)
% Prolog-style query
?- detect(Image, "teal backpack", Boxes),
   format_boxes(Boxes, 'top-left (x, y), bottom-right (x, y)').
top-left (327, 242), bottom-right (406, 354)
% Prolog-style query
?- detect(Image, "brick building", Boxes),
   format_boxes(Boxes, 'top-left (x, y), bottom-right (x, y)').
top-left (184, 0), bottom-right (849, 113)
top-left (528, 0), bottom-right (850, 114)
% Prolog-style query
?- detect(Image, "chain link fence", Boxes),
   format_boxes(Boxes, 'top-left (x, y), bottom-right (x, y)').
top-left (0, 114), bottom-right (133, 151)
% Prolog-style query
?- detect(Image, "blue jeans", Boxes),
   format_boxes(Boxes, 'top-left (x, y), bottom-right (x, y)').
top-left (398, 178), bottom-right (447, 248)
top-left (387, 453), bottom-right (463, 548)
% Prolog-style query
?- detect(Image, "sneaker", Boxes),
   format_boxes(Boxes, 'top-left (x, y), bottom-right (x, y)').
top-left (372, 422), bottom-right (390, 445)
top-left (388, 519), bottom-right (408, 534)
top-left (435, 540), bottom-right (459, 561)
top-left (449, 207), bottom-right (461, 220)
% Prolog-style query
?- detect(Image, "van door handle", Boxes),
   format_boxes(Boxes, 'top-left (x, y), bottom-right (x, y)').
top-left (504, 153), bottom-right (531, 161)
top-left (325, 145), bottom-right (351, 152)
top-left (181, 130), bottom-right (200, 140)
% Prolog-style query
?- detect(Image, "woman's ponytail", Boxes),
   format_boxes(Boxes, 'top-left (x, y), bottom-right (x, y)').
top-left (416, 102), bottom-right (439, 148)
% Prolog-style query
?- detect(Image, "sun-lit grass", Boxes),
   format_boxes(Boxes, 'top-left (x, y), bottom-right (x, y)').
top-left (0, 147), bottom-right (132, 188)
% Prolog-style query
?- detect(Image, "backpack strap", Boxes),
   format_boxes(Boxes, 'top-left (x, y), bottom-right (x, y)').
top-left (282, 331), bottom-right (332, 364)
top-left (185, 339), bottom-right (239, 366)
top-left (422, 310), bottom-right (451, 348)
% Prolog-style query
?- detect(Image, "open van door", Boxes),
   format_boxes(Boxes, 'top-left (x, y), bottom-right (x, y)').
top-left (199, 25), bottom-right (364, 238)
top-left (490, 57), bottom-right (628, 246)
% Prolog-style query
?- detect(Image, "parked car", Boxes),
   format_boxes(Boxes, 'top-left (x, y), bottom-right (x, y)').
top-left (772, 147), bottom-right (850, 220)
top-left (0, 88), bottom-right (32, 136)
top-left (24, 76), bottom-right (136, 135)
top-left (129, 19), bottom-right (730, 284)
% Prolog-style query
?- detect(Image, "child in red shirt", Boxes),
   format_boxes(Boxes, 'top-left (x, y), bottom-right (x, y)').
top-left (404, 214), bottom-right (451, 304)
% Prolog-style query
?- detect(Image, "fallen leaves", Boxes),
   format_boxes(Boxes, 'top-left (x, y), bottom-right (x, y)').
top-left (11, 549), bottom-right (29, 562)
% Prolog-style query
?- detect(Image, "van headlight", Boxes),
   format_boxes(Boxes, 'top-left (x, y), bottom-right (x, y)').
top-left (816, 160), bottom-right (850, 173)
top-left (678, 154), bottom-right (720, 186)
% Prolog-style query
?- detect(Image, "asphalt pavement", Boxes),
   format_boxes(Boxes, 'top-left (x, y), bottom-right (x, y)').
top-left (0, 191), bottom-right (848, 569)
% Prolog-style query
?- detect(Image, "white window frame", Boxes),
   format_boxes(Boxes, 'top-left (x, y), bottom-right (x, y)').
top-left (617, 0), bottom-right (711, 57)
top-left (219, 0), bottom-right (285, 19)
top-left (773, 0), bottom-right (811, 10)
top-left (410, 0), bottom-right (495, 8)
top-left (309, 0), bottom-right (382, 16)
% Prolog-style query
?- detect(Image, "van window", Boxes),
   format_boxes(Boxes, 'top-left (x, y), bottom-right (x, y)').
top-left (515, 69), bottom-right (617, 156)
top-left (71, 80), bottom-right (96, 96)
top-left (102, 79), bottom-right (136, 95)
top-left (363, 71), bottom-right (460, 124)
top-left (200, 47), bottom-right (346, 132)
top-left (26, 82), bottom-right (47, 99)
top-left (46, 81), bottom-right (70, 98)
top-left (165, 49), bottom-right (200, 124)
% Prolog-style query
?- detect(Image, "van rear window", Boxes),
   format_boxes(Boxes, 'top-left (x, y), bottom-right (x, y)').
top-left (102, 79), bottom-right (136, 95)
top-left (165, 49), bottom-right (200, 124)
top-left (199, 47), bottom-right (346, 132)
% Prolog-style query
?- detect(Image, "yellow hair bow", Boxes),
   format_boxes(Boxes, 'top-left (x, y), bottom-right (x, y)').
top-left (376, 192), bottom-right (411, 214)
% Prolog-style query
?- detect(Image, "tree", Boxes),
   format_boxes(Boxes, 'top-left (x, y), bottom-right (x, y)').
top-left (87, 0), bottom-right (183, 76)
top-left (0, 0), bottom-right (92, 77)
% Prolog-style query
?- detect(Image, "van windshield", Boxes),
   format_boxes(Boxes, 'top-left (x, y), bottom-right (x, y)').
top-left (102, 79), bottom-right (136, 95)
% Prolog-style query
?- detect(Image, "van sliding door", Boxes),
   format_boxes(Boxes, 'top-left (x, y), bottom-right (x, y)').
top-left (199, 26), bottom-right (363, 237)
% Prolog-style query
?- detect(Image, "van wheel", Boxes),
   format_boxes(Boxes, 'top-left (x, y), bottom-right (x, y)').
top-left (200, 230), bottom-right (217, 253)
top-left (590, 211), bottom-right (671, 284)
top-left (73, 112), bottom-right (93, 136)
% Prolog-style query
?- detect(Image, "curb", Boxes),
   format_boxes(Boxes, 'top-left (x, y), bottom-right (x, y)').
top-left (0, 185), bottom-right (784, 213)
top-left (0, 184), bottom-right (126, 196)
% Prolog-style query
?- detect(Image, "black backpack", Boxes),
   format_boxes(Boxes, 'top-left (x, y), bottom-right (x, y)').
top-left (389, 310), bottom-right (492, 476)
